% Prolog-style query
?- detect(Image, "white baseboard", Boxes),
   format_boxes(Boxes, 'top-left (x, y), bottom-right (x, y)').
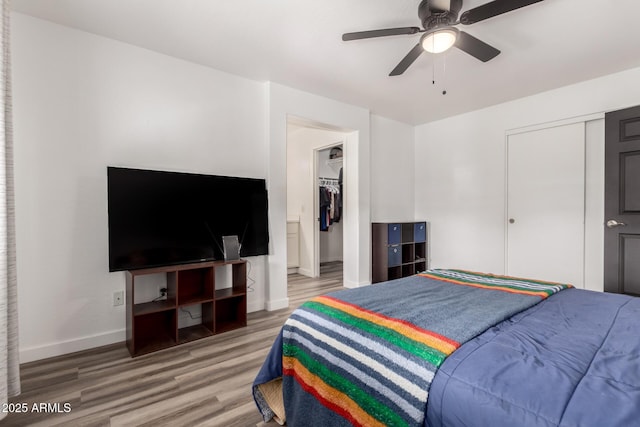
top-left (21, 300), bottom-right (271, 364)
top-left (297, 267), bottom-right (313, 277)
top-left (344, 280), bottom-right (371, 289)
top-left (265, 297), bottom-right (289, 311)
top-left (247, 300), bottom-right (264, 313)
top-left (20, 329), bottom-right (126, 364)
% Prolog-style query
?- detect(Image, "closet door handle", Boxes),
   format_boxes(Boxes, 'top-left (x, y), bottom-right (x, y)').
top-left (606, 219), bottom-right (626, 228)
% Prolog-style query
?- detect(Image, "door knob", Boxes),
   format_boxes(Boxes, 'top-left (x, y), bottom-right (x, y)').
top-left (606, 219), bottom-right (627, 228)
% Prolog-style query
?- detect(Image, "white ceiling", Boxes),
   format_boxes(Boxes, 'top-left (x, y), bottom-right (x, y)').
top-left (12, 0), bottom-right (640, 125)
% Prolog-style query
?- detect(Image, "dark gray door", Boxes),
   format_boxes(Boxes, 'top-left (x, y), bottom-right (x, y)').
top-left (604, 106), bottom-right (640, 295)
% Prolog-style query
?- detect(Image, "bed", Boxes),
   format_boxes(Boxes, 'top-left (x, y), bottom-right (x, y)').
top-left (253, 269), bottom-right (640, 426)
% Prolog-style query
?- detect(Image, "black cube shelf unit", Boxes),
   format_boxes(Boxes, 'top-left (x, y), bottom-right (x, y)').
top-left (125, 259), bottom-right (247, 357)
top-left (372, 222), bottom-right (429, 284)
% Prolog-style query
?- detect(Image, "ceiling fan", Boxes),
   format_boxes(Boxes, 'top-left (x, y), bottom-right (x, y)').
top-left (342, 0), bottom-right (544, 76)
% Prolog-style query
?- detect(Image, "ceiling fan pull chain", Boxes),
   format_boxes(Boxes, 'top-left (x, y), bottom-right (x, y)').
top-left (442, 53), bottom-right (448, 95)
top-left (432, 61), bottom-right (436, 85)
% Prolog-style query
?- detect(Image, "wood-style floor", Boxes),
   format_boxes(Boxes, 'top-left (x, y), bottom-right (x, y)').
top-left (4, 262), bottom-right (345, 427)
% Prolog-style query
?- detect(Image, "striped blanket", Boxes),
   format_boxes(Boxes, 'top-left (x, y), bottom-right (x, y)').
top-left (254, 270), bottom-right (572, 426)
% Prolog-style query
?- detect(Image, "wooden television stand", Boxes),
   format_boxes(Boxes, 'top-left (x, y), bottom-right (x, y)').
top-left (125, 259), bottom-right (247, 357)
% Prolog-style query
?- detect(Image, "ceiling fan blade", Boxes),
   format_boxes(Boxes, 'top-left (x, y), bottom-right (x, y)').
top-left (389, 43), bottom-right (424, 76)
top-left (455, 31), bottom-right (500, 62)
top-left (460, 0), bottom-right (543, 25)
top-left (342, 27), bottom-right (422, 41)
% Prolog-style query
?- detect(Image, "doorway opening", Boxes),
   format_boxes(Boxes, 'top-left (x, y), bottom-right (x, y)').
top-left (316, 143), bottom-right (344, 278)
top-left (285, 116), bottom-right (351, 286)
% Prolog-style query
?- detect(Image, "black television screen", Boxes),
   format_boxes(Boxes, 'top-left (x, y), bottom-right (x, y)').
top-left (107, 167), bottom-right (269, 271)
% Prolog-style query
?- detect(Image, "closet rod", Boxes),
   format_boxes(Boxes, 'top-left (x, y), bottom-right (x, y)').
top-left (319, 177), bottom-right (339, 187)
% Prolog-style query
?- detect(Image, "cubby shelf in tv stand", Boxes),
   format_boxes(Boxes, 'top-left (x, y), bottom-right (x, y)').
top-left (125, 259), bottom-right (247, 357)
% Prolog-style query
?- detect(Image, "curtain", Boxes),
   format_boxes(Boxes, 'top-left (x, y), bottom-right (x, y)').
top-left (0, 0), bottom-right (20, 420)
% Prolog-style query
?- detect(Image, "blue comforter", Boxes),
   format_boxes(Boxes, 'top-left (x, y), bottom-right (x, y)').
top-left (254, 277), bottom-right (640, 426)
top-left (427, 287), bottom-right (640, 427)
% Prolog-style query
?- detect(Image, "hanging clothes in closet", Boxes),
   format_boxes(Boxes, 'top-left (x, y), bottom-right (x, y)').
top-left (319, 177), bottom-right (341, 231)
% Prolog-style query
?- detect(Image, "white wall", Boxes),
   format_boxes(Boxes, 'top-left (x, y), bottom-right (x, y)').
top-left (415, 66), bottom-right (640, 284)
top-left (370, 115), bottom-right (415, 222)
top-left (13, 14), bottom-right (412, 362)
top-left (584, 119), bottom-right (605, 292)
top-left (12, 14), bottom-right (269, 362)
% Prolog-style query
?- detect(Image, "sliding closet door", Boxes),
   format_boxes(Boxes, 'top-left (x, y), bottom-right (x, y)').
top-left (507, 122), bottom-right (585, 287)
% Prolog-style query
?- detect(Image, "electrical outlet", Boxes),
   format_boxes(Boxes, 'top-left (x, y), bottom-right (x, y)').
top-left (113, 291), bottom-right (124, 306)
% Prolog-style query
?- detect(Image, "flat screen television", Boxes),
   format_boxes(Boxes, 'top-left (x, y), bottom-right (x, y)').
top-left (107, 166), bottom-right (269, 272)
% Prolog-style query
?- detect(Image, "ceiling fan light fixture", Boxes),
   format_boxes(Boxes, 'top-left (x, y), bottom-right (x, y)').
top-left (421, 28), bottom-right (458, 53)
